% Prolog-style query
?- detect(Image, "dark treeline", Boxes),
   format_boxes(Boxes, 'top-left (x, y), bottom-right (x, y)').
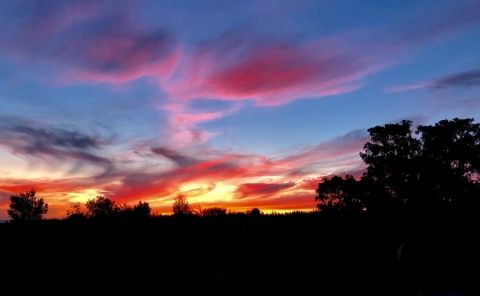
top-left (1, 117), bottom-right (479, 296)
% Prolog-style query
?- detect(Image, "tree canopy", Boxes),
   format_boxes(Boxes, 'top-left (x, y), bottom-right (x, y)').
top-left (7, 190), bottom-right (48, 221)
top-left (316, 118), bottom-right (480, 213)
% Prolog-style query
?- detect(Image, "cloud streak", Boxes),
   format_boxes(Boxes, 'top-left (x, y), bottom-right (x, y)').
top-left (235, 182), bottom-right (295, 199)
top-left (5, 0), bottom-right (178, 85)
top-left (0, 119), bottom-right (113, 175)
top-left (163, 34), bottom-right (377, 106)
top-left (388, 69), bottom-right (480, 93)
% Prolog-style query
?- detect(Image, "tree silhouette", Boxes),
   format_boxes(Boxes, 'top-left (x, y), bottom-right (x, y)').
top-left (132, 201), bottom-right (152, 218)
top-left (118, 201), bottom-right (152, 219)
top-left (172, 194), bottom-right (191, 216)
top-left (360, 120), bottom-right (421, 210)
top-left (315, 175), bottom-right (363, 213)
top-left (85, 196), bottom-right (119, 218)
top-left (316, 118), bottom-right (480, 213)
top-left (417, 118), bottom-right (480, 209)
top-left (7, 190), bottom-right (48, 222)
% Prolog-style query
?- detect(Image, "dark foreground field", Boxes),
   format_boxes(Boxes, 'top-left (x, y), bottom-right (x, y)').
top-left (1, 212), bottom-right (479, 296)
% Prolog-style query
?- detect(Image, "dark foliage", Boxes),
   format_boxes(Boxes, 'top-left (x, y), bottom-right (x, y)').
top-left (317, 118), bottom-right (480, 214)
top-left (85, 196), bottom-right (120, 218)
top-left (119, 201), bottom-right (152, 220)
top-left (7, 190), bottom-right (48, 222)
top-left (247, 208), bottom-right (261, 216)
top-left (316, 175), bottom-right (363, 213)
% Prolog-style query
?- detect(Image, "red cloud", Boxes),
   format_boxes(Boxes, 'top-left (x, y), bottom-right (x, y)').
top-left (298, 178), bottom-right (322, 191)
top-left (235, 182), bottom-right (295, 199)
top-left (109, 153), bottom-right (263, 202)
top-left (0, 176), bottom-right (110, 196)
top-left (164, 35), bottom-right (377, 106)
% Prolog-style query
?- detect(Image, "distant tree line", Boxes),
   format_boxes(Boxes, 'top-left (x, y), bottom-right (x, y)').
top-left (6, 191), bottom-right (242, 222)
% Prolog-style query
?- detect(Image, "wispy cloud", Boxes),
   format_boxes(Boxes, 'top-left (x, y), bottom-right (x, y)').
top-left (151, 147), bottom-right (198, 167)
top-left (0, 119), bottom-right (113, 175)
top-left (388, 69), bottom-right (480, 93)
top-left (235, 182), bottom-right (295, 199)
top-left (432, 70), bottom-right (480, 89)
top-left (162, 33), bottom-right (378, 106)
top-left (5, 0), bottom-right (178, 85)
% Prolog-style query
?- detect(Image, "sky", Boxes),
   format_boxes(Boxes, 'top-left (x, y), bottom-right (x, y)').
top-left (0, 0), bottom-right (480, 218)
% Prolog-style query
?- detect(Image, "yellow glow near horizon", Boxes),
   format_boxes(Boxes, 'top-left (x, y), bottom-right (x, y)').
top-left (68, 189), bottom-right (103, 203)
top-left (181, 182), bottom-right (237, 203)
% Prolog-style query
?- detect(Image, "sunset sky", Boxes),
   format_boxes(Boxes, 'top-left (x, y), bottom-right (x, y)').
top-left (1, 0), bottom-right (480, 218)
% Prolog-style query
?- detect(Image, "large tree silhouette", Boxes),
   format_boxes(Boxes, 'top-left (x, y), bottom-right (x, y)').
top-left (417, 118), bottom-right (480, 209)
top-left (316, 118), bottom-right (480, 213)
top-left (7, 190), bottom-right (48, 221)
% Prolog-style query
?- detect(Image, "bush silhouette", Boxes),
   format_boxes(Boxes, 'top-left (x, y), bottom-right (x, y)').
top-left (7, 190), bottom-right (48, 222)
top-left (132, 201), bottom-right (152, 218)
top-left (118, 201), bottom-right (152, 219)
top-left (85, 196), bottom-right (119, 218)
top-left (248, 208), bottom-right (261, 217)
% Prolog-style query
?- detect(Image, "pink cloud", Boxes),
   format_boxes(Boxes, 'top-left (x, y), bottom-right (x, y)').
top-left (163, 35), bottom-right (379, 106)
top-left (155, 35), bottom-right (381, 145)
top-left (6, 1), bottom-right (178, 86)
top-left (0, 178), bottom-right (94, 195)
top-left (158, 101), bottom-right (241, 146)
